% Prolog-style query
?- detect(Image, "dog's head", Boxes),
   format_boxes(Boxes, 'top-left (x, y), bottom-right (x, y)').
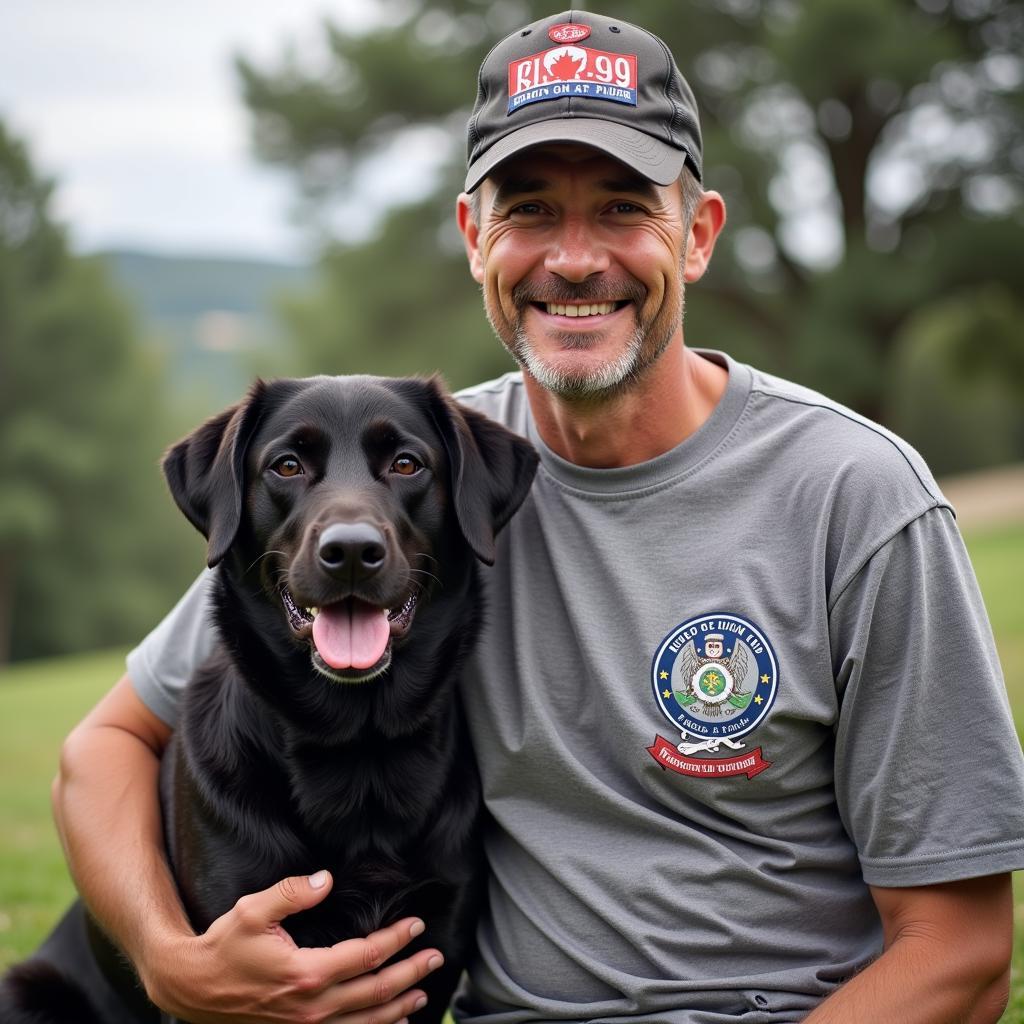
top-left (163, 375), bottom-right (537, 684)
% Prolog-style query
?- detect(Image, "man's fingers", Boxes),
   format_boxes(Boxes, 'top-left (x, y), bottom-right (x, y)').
top-left (233, 870), bottom-right (334, 929)
top-left (325, 948), bottom-right (444, 1012)
top-left (333, 986), bottom-right (429, 1024)
top-left (299, 916), bottom-right (431, 983)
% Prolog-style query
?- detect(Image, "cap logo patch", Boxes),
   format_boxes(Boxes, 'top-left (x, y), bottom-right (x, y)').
top-left (507, 44), bottom-right (638, 114)
top-left (548, 23), bottom-right (590, 44)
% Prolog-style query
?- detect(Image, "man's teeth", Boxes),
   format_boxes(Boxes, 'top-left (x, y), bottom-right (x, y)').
top-left (545, 302), bottom-right (617, 317)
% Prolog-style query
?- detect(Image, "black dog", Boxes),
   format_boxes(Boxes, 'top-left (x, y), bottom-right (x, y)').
top-left (1, 375), bottom-right (538, 1024)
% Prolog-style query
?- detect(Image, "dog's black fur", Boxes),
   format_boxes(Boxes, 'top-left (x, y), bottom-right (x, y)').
top-left (1, 375), bottom-right (537, 1024)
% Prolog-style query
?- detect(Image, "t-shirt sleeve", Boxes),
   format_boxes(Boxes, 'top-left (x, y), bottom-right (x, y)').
top-left (830, 506), bottom-right (1024, 887)
top-left (125, 569), bottom-right (217, 727)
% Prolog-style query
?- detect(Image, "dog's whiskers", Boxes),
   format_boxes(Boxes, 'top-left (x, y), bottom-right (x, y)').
top-left (408, 567), bottom-right (442, 590)
top-left (245, 550), bottom-right (289, 576)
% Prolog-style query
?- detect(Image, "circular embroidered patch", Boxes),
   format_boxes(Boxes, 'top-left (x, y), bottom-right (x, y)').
top-left (651, 612), bottom-right (779, 743)
top-left (548, 23), bottom-right (591, 44)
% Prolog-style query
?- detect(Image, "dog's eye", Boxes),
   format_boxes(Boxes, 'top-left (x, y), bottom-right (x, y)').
top-left (272, 457), bottom-right (303, 478)
top-left (390, 454), bottom-right (423, 477)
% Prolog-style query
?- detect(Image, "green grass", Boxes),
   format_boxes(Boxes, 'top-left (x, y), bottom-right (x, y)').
top-left (0, 647), bottom-right (127, 966)
top-left (1, 525), bottom-right (1022, 1018)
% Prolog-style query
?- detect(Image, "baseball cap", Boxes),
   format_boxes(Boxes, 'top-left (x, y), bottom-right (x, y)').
top-left (465, 10), bottom-right (702, 193)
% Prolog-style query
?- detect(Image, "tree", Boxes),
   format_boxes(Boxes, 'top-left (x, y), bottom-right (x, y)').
top-left (0, 121), bottom-right (199, 663)
top-left (237, 0), bottom-right (1024, 469)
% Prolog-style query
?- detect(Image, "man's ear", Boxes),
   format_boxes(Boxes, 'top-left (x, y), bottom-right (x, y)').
top-left (162, 379), bottom-right (268, 567)
top-left (456, 192), bottom-right (485, 284)
top-left (423, 376), bottom-right (538, 565)
top-left (684, 189), bottom-right (727, 283)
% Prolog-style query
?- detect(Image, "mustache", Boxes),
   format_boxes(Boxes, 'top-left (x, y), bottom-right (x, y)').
top-left (511, 276), bottom-right (647, 308)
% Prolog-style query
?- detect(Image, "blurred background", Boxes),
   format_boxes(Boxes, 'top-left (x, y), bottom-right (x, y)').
top-left (1, 0), bottom-right (1023, 1006)
top-left (2, 0), bottom-right (1023, 665)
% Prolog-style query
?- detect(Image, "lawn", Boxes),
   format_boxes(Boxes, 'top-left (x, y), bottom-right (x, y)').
top-left (1, 525), bottom-right (1023, 1018)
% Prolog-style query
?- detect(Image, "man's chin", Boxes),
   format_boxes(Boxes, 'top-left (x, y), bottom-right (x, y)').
top-left (519, 347), bottom-right (642, 400)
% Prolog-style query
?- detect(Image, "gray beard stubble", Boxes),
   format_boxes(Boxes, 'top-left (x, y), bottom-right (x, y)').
top-left (489, 274), bottom-right (685, 401)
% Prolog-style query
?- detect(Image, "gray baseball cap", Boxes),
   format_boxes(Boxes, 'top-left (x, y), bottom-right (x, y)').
top-left (465, 11), bottom-right (702, 193)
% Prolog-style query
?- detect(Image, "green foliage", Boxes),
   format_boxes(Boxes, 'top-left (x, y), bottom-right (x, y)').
top-left (887, 284), bottom-right (1024, 475)
top-left (278, 177), bottom-right (516, 387)
top-left (0, 123), bottom-right (202, 663)
top-left (237, 0), bottom-right (1023, 475)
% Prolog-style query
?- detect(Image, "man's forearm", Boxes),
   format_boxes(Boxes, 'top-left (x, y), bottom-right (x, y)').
top-left (805, 940), bottom-right (1009, 1023)
top-left (52, 683), bottom-right (190, 972)
top-left (51, 675), bottom-right (192, 978)
top-left (805, 876), bottom-right (1012, 1024)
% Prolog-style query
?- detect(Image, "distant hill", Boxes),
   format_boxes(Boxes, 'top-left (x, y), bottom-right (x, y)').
top-left (94, 249), bottom-right (312, 410)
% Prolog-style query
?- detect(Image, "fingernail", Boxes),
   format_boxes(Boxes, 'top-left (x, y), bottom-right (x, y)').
top-left (308, 870), bottom-right (328, 888)
top-left (415, 995), bottom-right (428, 1010)
top-left (409, 919), bottom-right (425, 938)
top-left (427, 954), bottom-right (444, 971)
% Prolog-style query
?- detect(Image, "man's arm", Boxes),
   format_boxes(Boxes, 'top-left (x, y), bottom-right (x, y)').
top-left (52, 674), bottom-right (444, 1024)
top-left (803, 874), bottom-right (1012, 1023)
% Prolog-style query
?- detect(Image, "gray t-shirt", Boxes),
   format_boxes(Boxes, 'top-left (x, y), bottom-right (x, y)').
top-left (128, 354), bottom-right (1024, 1024)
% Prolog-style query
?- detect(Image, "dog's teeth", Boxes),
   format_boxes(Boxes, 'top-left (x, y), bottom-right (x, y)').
top-left (306, 607), bottom-right (319, 617)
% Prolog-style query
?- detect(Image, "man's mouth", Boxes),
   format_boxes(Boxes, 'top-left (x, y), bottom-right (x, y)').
top-left (280, 588), bottom-right (418, 684)
top-left (536, 300), bottom-right (629, 318)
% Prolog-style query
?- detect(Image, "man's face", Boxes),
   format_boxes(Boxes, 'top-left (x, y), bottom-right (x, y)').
top-left (464, 146), bottom-right (690, 401)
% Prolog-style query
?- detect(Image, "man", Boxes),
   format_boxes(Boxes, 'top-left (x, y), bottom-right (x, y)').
top-left (53, 11), bottom-right (1023, 1024)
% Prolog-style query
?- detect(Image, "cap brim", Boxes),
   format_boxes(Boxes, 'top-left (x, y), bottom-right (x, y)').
top-left (465, 118), bottom-right (689, 193)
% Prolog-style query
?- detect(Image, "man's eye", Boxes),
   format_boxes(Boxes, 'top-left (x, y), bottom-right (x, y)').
top-left (390, 454), bottom-right (423, 476)
top-left (510, 202), bottom-right (544, 216)
top-left (610, 202), bottom-right (643, 214)
top-left (271, 457), bottom-right (303, 477)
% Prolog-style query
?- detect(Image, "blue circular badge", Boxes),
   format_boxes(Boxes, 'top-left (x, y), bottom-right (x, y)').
top-left (651, 612), bottom-right (779, 742)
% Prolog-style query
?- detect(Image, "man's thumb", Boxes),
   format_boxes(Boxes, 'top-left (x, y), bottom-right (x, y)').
top-left (249, 871), bottom-right (334, 924)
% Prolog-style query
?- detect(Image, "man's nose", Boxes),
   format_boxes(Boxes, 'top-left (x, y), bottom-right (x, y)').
top-left (544, 217), bottom-right (610, 282)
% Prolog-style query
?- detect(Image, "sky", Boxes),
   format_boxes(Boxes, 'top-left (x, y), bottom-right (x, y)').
top-left (1, 1), bottom-right (395, 262)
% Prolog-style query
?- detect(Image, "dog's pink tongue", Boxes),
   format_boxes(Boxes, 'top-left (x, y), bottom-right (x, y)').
top-left (312, 601), bottom-right (390, 670)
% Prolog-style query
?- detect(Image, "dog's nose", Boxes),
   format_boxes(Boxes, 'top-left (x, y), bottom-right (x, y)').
top-left (317, 522), bottom-right (387, 582)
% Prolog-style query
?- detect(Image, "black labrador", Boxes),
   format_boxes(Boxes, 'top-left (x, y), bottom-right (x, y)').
top-left (1, 375), bottom-right (538, 1024)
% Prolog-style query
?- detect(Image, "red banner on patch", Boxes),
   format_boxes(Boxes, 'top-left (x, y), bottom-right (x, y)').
top-left (647, 735), bottom-right (772, 780)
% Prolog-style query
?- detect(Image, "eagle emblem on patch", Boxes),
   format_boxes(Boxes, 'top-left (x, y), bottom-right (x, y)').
top-left (647, 613), bottom-right (778, 780)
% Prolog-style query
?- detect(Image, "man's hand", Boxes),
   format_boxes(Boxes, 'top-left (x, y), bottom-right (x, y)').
top-left (140, 871), bottom-right (444, 1024)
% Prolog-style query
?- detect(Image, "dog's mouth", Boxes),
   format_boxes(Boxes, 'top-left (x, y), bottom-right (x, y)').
top-left (280, 588), bottom-right (418, 684)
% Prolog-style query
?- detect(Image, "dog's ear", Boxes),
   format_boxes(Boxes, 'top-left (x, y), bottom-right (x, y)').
top-left (424, 377), bottom-right (539, 565)
top-left (162, 379), bottom-right (268, 567)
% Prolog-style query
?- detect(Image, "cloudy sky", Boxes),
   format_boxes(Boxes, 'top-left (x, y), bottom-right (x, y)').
top-left (1, 1), bottom-right (392, 261)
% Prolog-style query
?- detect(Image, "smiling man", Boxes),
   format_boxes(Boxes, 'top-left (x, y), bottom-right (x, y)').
top-left (46, 10), bottom-right (1024, 1024)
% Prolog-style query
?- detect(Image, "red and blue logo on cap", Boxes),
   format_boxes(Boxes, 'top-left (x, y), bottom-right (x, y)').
top-left (507, 41), bottom-right (638, 115)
